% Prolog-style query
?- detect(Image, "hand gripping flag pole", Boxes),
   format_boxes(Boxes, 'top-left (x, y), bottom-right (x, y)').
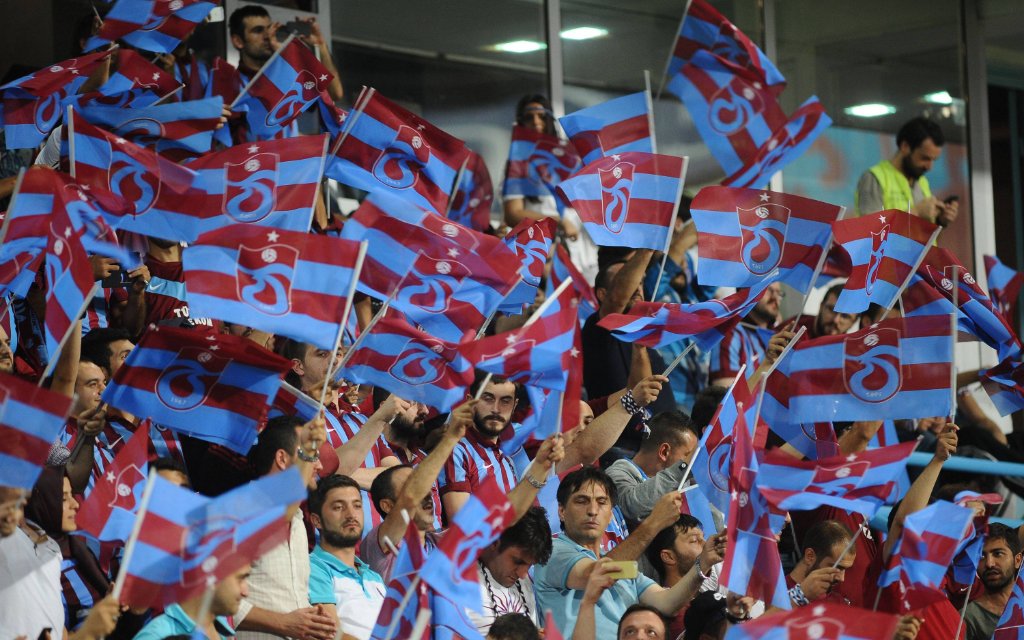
top-left (111, 467), bottom-right (158, 601)
top-left (318, 241), bottom-right (368, 408)
top-left (653, 158), bottom-right (690, 295)
top-left (751, 325), bottom-right (807, 430)
top-left (677, 363), bottom-right (747, 492)
top-left (229, 34), bottom-right (297, 110)
top-left (879, 225), bottom-right (943, 322)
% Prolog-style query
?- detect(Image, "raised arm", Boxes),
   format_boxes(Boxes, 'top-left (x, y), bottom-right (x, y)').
top-left (507, 433), bottom-right (565, 521)
top-left (599, 249), bottom-right (654, 317)
top-left (334, 395), bottom-right (406, 480)
top-left (640, 532), bottom-right (726, 615)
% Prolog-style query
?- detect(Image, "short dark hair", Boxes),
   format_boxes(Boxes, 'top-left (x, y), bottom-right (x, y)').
top-left (369, 464), bottom-right (412, 517)
top-left (639, 411), bottom-right (697, 453)
top-left (683, 592), bottom-right (727, 640)
top-left (556, 467), bottom-right (617, 508)
top-left (81, 328), bottom-right (133, 374)
top-left (646, 515), bottom-right (702, 583)
top-left (896, 117), bottom-right (945, 151)
top-left (309, 474), bottom-right (361, 519)
top-left (276, 337), bottom-right (310, 364)
top-left (151, 456), bottom-right (188, 479)
top-left (987, 523), bottom-right (1022, 557)
top-left (496, 506), bottom-right (552, 565)
top-left (470, 370), bottom-right (516, 398)
top-left (228, 5), bottom-right (270, 39)
top-left (248, 416), bottom-right (301, 476)
top-left (822, 282), bottom-right (845, 305)
top-left (488, 613), bottom-right (539, 640)
top-left (802, 520), bottom-right (852, 561)
top-left (691, 386), bottom-right (728, 434)
top-left (618, 604), bottom-right (667, 640)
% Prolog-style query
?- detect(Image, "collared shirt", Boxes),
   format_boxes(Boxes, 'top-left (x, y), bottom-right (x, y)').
top-left (534, 535), bottom-right (657, 639)
top-left (134, 603), bottom-right (235, 640)
top-left (308, 545), bottom-right (386, 640)
top-left (235, 510), bottom-right (310, 640)
top-left (359, 522), bottom-right (441, 582)
top-left (440, 427), bottom-right (518, 497)
top-left (0, 526), bottom-right (64, 639)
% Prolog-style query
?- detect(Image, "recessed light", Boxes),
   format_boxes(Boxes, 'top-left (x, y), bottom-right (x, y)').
top-left (922, 91), bottom-right (954, 105)
top-left (491, 40), bottom-right (547, 54)
top-left (561, 27), bottom-right (608, 40)
top-left (843, 103), bottom-right (897, 118)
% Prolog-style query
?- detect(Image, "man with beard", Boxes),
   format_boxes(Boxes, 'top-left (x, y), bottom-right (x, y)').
top-left (856, 117), bottom-right (958, 227)
top-left (708, 281), bottom-right (783, 387)
top-left (787, 283), bottom-right (859, 339)
top-left (964, 523), bottom-right (1023, 640)
top-left (308, 474), bottom-right (387, 640)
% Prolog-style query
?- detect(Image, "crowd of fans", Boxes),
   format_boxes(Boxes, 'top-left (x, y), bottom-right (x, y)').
top-left (1, 4), bottom-right (1022, 640)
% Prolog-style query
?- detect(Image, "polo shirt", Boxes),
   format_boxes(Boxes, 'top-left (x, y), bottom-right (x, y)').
top-left (534, 535), bottom-right (657, 638)
top-left (308, 545), bottom-right (386, 640)
top-left (440, 427), bottom-right (519, 497)
top-left (132, 603), bottom-right (235, 640)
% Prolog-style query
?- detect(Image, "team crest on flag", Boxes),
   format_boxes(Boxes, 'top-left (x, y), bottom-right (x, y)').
top-left (843, 327), bottom-right (902, 404)
top-left (46, 223), bottom-right (74, 289)
top-left (529, 138), bottom-right (577, 185)
top-left (707, 435), bottom-right (733, 492)
top-left (113, 117), bottom-right (167, 148)
top-left (155, 347), bottom-right (230, 411)
top-left (223, 152), bottom-right (279, 224)
top-left (109, 464), bottom-right (146, 510)
top-left (866, 225), bottom-right (890, 295)
top-left (708, 80), bottom-right (764, 135)
top-left (738, 202), bottom-right (789, 275)
top-left (180, 514), bottom-right (242, 586)
top-left (400, 254), bottom-right (470, 314)
top-left (809, 460), bottom-right (870, 497)
top-left (267, 69), bottom-right (323, 128)
top-left (34, 94), bottom-right (61, 134)
top-left (599, 161), bottom-right (634, 234)
top-left (235, 243), bottom-right (299, 317)
top-left (108, 147), bottom-right (161, 214)
top-left (388, 339), bottom-right (447, 385)
top-left (372, 124), bottom-right (431, 189)
top-left (786, 614), bottom-right (845, 640)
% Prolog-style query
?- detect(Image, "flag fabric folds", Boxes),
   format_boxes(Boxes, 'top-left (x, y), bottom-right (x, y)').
top-left (756, 440), bottom-right (917, 515)
top-left (986, 254), bottom-right (1024, 320)
top-left (85, 0), bottom-right (218, 54)
top-left (339, 191), bottom-right (520, 342)
top-left (680, 486), bottom-right (717, 536)
top-left (558, 92), bottom-right (654, 165)
top-left (691, 186), bottom-right (841, 292)
top-left (981, 359), bottom-right (1024, 417)
top-left (499, 217), bottom-right (557, 314)
top-left (548, 243), bottom-right (598, 327)
top-left (340, 316), bottom-right (474, 413)
top-left (328, 87), bottom-right (468, 214)
top-left (235, 37), bottom-right (335, 140)
top-left (556, 152), bottom-right (685, 250)
top-left (76, 426), bottom-right (152, 542)
top-left (689, 373), bottom-right (753, 517)
top-left (831, 209), bottom-right (938, 313)
top-left (995, 568), bottom-right (1024, 640)
top-left (877, 499), bottom-right (975, 591)
top-left (723, 602), bottom-right (899, 640)
top-left (119, 466), bottom-right (306, 608)
top-left (446, 150), bottom-right (494, 233)
top-left (102, 326), bottom-right (291, 454)
top-left (503, 126), bottom-right (582, 201)
top-left (766, 315), bottom-right (954, 423)
top-left (184, 225), bottom-right (364, 350)
top-left (0, 372), bottom-right (73, 490)
top-left (370, 520), bottom-right (431, 640)
top-left (76, 97), bottom-right (224, 161)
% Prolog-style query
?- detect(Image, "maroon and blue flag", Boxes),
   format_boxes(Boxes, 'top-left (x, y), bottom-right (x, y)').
top-left (557, 152), bottom-right (685, 250)
top-left (370, 519), bottom-right (430, 640)
top-left (995, 568), bottom-right (1024, 640)
top-left (981, 358), bottom-right (1024, 417)
top-left (446, 150), bottom-right (493, 233)
top-left (0, 372), bottom-right (73, 490)
top-left (690, 372), bottom-right (755, 518)
top-left (877, 499), bottom-right (975, 592)
top-left (503, 125), bottom-right (581, 203)
top-left (558, 92), bottom-right (654, 165)
top-left (548, 243), bottom-right (598, 326)
top-left (724, 602), bottom-right (899, 640)
top-left (692, 186), bottom-right (841, 291)
top-left (328, 87), bottom-right (468, 215)
top-left (85, 0), bottom-right (218, 53)
top-left (756, 440), bottom-right (917, 515)
top-left (76, 96), bottom-right (224, 161)
top-left (102, 326), bottom-right (292, 454)
top-left (76, 426), bottom-right (152, 542)
top-left (183, 225), bottom-right (364, 351)
top-left (986, 254), bottom-right (1024, 321)
top-left (499, 217), bottom-right (557, 314)
top-left (831, 209), bottom-right (938, 313)
top-left (65, 49), bottom-right (181, 111)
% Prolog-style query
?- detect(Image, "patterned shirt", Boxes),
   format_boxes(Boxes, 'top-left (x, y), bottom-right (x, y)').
top-left (440, 428), bottom-right (519, 498)
top-left (326, 408), bottom-right (396, 538)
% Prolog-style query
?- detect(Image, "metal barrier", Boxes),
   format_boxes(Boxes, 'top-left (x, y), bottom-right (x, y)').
top-left (906, 452), bottom-right (1024, 478)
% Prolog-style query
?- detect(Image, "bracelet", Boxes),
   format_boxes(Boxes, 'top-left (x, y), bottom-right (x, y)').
top-left (788, 583), bottom-right (810, 607)
top-left (296, 446), bottom-right (320, 463)
top-left (695, 555), bottom-right (710, 581)
top-left (525, 474), bottom-right (546, 489)
top-left (621, 390), bottom-right (652, 434)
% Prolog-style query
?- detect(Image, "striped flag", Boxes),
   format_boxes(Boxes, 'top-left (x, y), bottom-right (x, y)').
top-left (548, 243), bottom-right (598, 326)
top-left (878, 500), bottom-right (975, 592)
top-left (0, 372), bottom-right (73, 489)
top-left (558, 92), bottom-right (653, 165)
top-left (986, 254), bottom-right (1024, 320)
top-left (76, 426), bottom-right (151, 542)
top-left (981, 358), bottom-right (1024, 417)
top-left (503, 126), bottom-right (581, 202)
top-left (446, 150), bottom-right (493, 233)
top-left (499, 217), bottom-right (557, 314)
top-left (85, 0), bottom-right (218, 53)
top-left (76, 96), bottom-right (224, 161)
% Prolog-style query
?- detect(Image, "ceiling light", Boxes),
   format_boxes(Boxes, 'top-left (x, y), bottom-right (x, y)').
top-left (491, 40), bottom-right (546, 54)
top-left (843, 103), bottom-right (897, 118)
top-left (922, 91), bottom-right (954, 105)
top-left (561, 26), bottom-right (608, 40)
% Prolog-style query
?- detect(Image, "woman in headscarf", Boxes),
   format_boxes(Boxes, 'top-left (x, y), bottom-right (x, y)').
top-left (25, 466), bottom-right (111, 633)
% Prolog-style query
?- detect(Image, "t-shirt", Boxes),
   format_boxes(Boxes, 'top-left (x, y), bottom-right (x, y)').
top-left (359, 523), bottom-right (440, 582)
top-left (0, 527), bottom-right (65, 639)
top-left (964, 601), bottom-right (1001, 640)
top-left (110, 255), bottom-right (215, 329)
top-left (308, 545), bottom-right (387, 640)
top-left (534, 535), bottom-right (657, 638)
top-left (792, 507), bottom-right (882, 608)
top-left (468, 561), bottom-right (539, 636)
top-left (133, 603), bottom-right (235, 640)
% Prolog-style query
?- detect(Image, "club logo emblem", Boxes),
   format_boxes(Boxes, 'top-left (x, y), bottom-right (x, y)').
top-left (528, 139), bottom-right (580, 187)
top-left (865, 225), bottom-right (890, 295)
top-left (108, 464), bottom-right (146, 510)
top-left (511, 230), bottom-right (550, 285)
top-left (223, 152), bottom-right (278, 223)
top-left (108, 147), bottom-right (160, 215)
top-left (785, 617), bottom-right (844, 640)
top-left (113, 117), bottom-right (167, 149)
top-left (738, 202), bottom-right (789, 275)
top-left (707, 435), bottom-right (733, 492)
top-left (708, 78), bottom-right (763, 136)
top-left (236, 243), bottom-right (299, 316)
top-left (399, 254), bottom-right (470, 314)
top-left (372, 124), bottom-right (430, 189)
top-left (155, 347), bottom-right (230, 411)
top-left (843, 327), bottom-right (902, 404)
top-left (599, 161), bottom-right (634, 234)
top-left (389, 338), bottom-right (446, 385)
top-left (266, 69), bottom-right (323, 127)
top-left (34, 93), bottom-right (61, 135)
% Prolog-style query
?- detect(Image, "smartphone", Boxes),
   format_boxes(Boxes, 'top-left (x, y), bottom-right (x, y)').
top-left (280, 20), bottom-right (313, 38)
top-left (100, 270), bottom-right (132, 289)
top-left (944, 195), bottom-right (960, 205)
top-left (603, 560), bottom-right (638, 580)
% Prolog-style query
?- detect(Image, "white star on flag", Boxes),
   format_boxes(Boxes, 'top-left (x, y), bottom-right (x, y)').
top-left (611, 154), bottom-right (621, 161)
top-left (319, 74), bottom-right (328, 82)
top-left (106, 471), bottom-right (115, 483)
top-left (114, 137), bottom-right (127, 145)
top-left (760, 192), bottom-right (770, 202)
top-left (64, 227), bottom-right (72, 238)
top-left (447, 248), bottom-right (460, 258)
top-left (846, 454), bottom-right (857, 462)
top-left (152, 73), bottom-right (160, 81)
top-left (878, 214), bottom-right (887, 223)
top-left (209, 345), bottom-right (219, 351)
top-left (70, 69), bottom-right (79, 75)
top-left (248, 145), bottom-right (259, 154)
top-left (505, 334), bottom-right (518, 345)
top-left (267, 231), bottom-right (280, 242)
top-left (570, 347), bottom-right (580, 358)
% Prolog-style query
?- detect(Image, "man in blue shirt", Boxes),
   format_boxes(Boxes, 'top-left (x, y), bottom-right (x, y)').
top-left (308, 474), bottom-right (386, 640)
top-left (134, 565), bottom-right (250, 639)
top-left (533, 468), bottom-right (722, 638)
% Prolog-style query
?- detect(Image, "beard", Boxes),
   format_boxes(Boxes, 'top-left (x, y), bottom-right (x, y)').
top-left (982, 567), bottom-right (1015, 591)
top-left (473, 412), bottom-right (507, 439)
top-left (901, 155), bottom-right (927, 180)
top-left (391, 413), bottom-right (424, 443)
top-left (321, 527), bottom-right (361, 549)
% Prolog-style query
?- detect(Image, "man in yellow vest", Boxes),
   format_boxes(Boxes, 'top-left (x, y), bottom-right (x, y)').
top-left (855, 117), bottom-right (959, 227)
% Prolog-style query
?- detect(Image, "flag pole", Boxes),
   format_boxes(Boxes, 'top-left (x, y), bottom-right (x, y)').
top-left (793, 206), bottom-right (846, 319)
top-left (949, 265), bottom-right (959, 421)
top-left (677, 363), bottom-right (747, 491)
top-left (112, 467), bottom-right (159, 601)
top-left (408, 608), bottom-right (431, 640)
top-left (829, 526), bottom-right (862, 570)
top-left (381, 575), bottom-right (422, 640)
top-left (653, 158), bottom-right (690, 299)
top-left (319, 241), bottom-right (368, 408)
top-left (643, 70), bottom-right (657, 154)
top-left (230, 34), bottom-right (297, 109)
top-left (328, 86), bottom-right (373, 158)
top-left (523, 278), bottom-right (572, 328)
top-left (662, 341), bottom-right (697, 377)
top-left (67, 106), bottom-right (78, 178)
top-left (879, 225), bottom-right (942, 322)
top-left (444, 155), bottom-right (470, 218)
top-left (39, 283), bottom-right (102, 385)
top-left (655, 0), bottom-right (693, 99)
top-left (305, 135), bottom-right (332, 232)
top-left (953, 575), bottom-right (978, 640)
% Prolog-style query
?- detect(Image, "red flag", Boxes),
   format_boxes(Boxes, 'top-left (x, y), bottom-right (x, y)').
top-left (77, 424), bottom-right (152, 542)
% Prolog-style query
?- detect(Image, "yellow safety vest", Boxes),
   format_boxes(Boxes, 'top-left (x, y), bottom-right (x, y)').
top-left (858, 159), bottom-right (932, 213)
